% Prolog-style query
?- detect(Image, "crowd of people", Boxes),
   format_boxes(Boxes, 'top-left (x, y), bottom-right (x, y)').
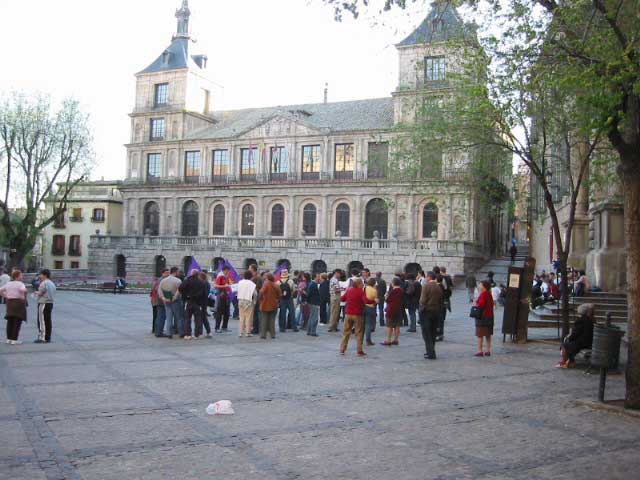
top-left (0, 268), bottom-right (56, 345)
top-left (149, 263), bottom-right (496, 359)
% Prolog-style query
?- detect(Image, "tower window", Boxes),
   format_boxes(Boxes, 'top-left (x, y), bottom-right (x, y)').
top-left (150, 118), bottom-right (165, 141)
top-left (425, 56), bottom-right (446, 82)
top-left (154, 83), bottom-right (169, 106)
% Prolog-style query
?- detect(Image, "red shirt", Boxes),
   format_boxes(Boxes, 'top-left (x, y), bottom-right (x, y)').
top-left (476, 290), bottom-right (494, 318)
top-left (341, 287), bottom-right (368, 316)
top-left (385, 287), bottom-right (404, 319)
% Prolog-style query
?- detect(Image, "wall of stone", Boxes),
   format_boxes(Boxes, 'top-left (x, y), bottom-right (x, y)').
top-left (89, 243), bottom-right (486, 282)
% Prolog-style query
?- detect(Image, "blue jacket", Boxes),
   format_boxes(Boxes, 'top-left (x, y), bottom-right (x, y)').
top-left (306, 280), bottom-right (321, 306)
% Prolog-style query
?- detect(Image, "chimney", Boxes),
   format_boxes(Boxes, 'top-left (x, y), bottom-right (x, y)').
top-left (323, 83), bottom-right (328, 104)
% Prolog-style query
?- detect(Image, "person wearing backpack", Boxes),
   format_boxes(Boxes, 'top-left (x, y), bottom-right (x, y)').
top-left (276, 270), bottom-right (297, 332)
top-left (405, 273), bottom-right (420, 333)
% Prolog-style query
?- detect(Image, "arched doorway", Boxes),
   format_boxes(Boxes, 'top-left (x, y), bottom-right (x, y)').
top-left (311, 260), bottom-right (327, 275)
top-left (143, 201), bottom-right (160, 236)
top-left (183, 256), bottom-right (193, 274)
top-left (212, 204), bottom-right (225, 236)
top-left (212, 256), bottom-right (225, 272)
top-left (347, 260), bottom-right (364, 275)
top-left (154, 255), bottom-right (166, 277)
top-left (335, 202), bottom-right (350, 237)
top-left (404, 262), bottom-right (422, 276)
top-left (115, 254), bottom-right (126, 278)
top-left (365, 198), bottom-right (388, 239)
top-left (302, 204), bottom-right (317, 236)
top-left (271, 204), bottom-right (285, 236)
top-left (276, 258), bottom-right (291, 271)
top-left (244, 258), bottom-right (258, 269)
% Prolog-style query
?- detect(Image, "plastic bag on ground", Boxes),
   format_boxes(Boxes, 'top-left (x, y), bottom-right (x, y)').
top-left (206, 400), bottom-right (234, 415)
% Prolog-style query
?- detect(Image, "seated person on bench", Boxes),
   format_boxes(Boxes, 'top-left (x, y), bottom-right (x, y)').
top-left (114, 276), bottom-right (127, 294)
top-left (555, 303), bottom-right (595, 369)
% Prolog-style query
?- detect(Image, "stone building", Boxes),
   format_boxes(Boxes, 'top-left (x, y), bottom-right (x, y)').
top-left (89, 2), bottom-right (510, 280)
top-left (43, 181), bottom-right (123, 271)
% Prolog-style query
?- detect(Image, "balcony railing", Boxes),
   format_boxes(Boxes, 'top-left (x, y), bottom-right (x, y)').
top-left (68, 249), bottom-right (82, 257)
top-left (91, 217), bottom-right (105, 223)
top-left (90, 235), bottom-right (486, 257)
top-left (69, 216), bottom-right (84, 223)
top-left (51, 247), bottom-right (65, 256)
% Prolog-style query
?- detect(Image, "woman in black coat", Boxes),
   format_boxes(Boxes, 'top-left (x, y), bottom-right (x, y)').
top-left (555, 303), bottom-right (594, 368)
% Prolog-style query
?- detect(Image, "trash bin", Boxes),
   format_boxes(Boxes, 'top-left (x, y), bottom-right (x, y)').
top-left (591, 323), bottom-right (624, 370)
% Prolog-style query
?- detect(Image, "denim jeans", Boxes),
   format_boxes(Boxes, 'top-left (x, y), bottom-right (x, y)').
top-left (378, 300), bottom-right (385, 326)
top-left (154, 304), bottom-right (166, 336)
top-left (364, 305), bottom-right (377, 343)
top-left (408, 304), bottom-right (417, 331)
top-left (279, 298), bottom-right (296, 331)
top-left (307, 304), bottom-right (320, 335)
top-left (163, 301), bottom-right (184, 336)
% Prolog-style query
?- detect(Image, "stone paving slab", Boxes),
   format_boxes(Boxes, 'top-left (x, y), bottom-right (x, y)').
top-left (0, 290), bottom-right (638, 479)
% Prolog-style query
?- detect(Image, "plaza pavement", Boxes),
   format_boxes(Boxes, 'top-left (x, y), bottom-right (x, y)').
top-left (0, 289), bottom-right (638, 480)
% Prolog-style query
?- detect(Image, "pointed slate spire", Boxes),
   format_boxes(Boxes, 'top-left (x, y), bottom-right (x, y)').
top-left (398, 2), bottom-right (469, 46)
top-left (174, 0), bottom-right (191, 40)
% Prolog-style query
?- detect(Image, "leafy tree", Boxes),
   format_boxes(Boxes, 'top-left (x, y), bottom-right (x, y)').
top-left (325, 0), bottom-right (640, 408)
top-left (0, 93), bottom-right (93, 269)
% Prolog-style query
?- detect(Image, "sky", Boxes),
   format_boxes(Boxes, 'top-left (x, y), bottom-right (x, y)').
top-left (0, 0), bottom-right (426, 180)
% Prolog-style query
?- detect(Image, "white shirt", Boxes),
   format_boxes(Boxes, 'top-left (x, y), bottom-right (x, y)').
top-left (491, 286), bottom-right (501, 302)
top-left (236, 279), bottom-right (256, 302)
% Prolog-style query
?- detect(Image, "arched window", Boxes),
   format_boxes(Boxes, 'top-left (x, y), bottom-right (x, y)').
top-left (212, 204), bottom-right (225, 236)
top-left (271, 204), bottom-right (285, 237)
top-left (422, 203), bottom-right (438, 239)
top-left (365, 198), bottom-right (388, 239)
top-left (115, 254), bottom-right (126, 278)
top-left (276, 259), bottom-right (291, 271)
top-left (244, 258), bottom-right (258, 269)
top-left (335, 203), bottom-right (350, 237)
top-left (347, 260), bottom-right (364, 274)
top-left (181, 201), bottom-right (199, 237)
top-left (302, 204), bottom-right (317, 236)
top-left (143, 201), bottom-right (160, 236)
top-left (241, 204), bottom-right (255, 236)
top-left (311, 260), bottom-right (327, 275)
top-left (404, 262), bottom-right (422, 276)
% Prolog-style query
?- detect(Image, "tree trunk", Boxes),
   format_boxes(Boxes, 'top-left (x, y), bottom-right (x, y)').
top-left (623, 160), bottom-right (640, 409)
top-left (558, 256), bottom-right (570, 339)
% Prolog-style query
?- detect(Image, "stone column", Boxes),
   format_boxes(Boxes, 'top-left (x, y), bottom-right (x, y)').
top-left (322, 137), bottom-right (329, 178)
top-left (354, 195), bottom-right (362, 238)
top-left (321, 194), bottom-right (329, 238)
top-left (407, 194), bottom-right (415, 241)
top-left (256, 195), bottom-right (264, 237)
top-left (389, 195), bottom-right (398, 239)
top-left (199, 196), bottom-right (207, 236)
top-left (447, 194), bottom-right (454, 241)
top-left (288, 195), bottom-right (297, 237)
top-left (123, 199), bottom-right (130, 235)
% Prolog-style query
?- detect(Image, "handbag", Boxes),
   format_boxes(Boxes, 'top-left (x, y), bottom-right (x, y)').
top-left (470, 305), bottom-right (483, 319)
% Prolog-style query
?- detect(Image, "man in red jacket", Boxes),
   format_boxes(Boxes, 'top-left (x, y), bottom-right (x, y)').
top-left (339, 278), bottom-right (368, 356)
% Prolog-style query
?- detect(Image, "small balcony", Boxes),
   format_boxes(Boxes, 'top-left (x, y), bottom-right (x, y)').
top-left (91, 217), bottom-right (105, 223)
top-left (51, 247), bottom-right (65, 256)
top-left (69, 216), bottom-right (84, 223)
top-left (68, 249), bottom-right (82, 257)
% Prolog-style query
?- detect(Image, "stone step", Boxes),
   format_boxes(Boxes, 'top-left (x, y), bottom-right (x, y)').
top-left (572, 296), bottom-right (628, 305)
top-left (547, 303), bottom-right (628, 313)
top-left (529, 309), bottom-right (627, 323)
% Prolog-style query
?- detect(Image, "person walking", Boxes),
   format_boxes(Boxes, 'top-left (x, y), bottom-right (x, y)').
top-left (319, 273), bottom-right (330, 325)
top-left (214, 267), bottom-right (232, 333)
top-left (237, 270), bottom-right (257, 337)
top-left (180, 269), bottom-right (207, 340)
top-left (0, 268), bottom-right (10, 305)
top-left (159, 267), bottom-right (183, 338)
top-left (465, 273), bottom-right (477, 303)
top-left (509, 244), bottom-right (518, 264)
top-left (439, 267), bottom-right (453, 341)
top-left (364, 277), bottom-right (378, 346)
top-left (405, 273), bottom-right (420, 333)
top-left (328, 270), bottom-right (342, 332)
top-left (339, 278), bottom-right (368, 356)
top-left (419, 272), bottom-right (442, 360)
top-left (306, 273), bottom-right (321, 337)
top-left (474, 280), bottom-right (495, 357)
top-left (375, 272), bottom-right (387, 327)
top-left (197, 272), bottom-right (213, 338)
top-left (249, 264), bottom-right (262, 335)
top-left (0, 270), bottom-right (27, 345)
top-left (276, 270), bottom-right (296, 332)
top-left (259, 273), bottom-right (281, 339)
top-left (34, 269), bottom-right (56, 344)
top-left (153, 269), bottom-right (170, 337)
top-left (150, 275), bottom-right (163, 335)
top-left (381, 278), bottom-right (403, 346)
top-left (296, 272), bottom-right (310, 330)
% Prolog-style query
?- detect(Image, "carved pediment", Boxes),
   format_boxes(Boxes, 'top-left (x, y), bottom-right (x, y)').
top-left (238, 114), bottom-right (326, 139)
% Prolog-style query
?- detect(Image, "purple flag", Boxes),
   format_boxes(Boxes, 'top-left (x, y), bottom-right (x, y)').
top-left (274, 263), bottom-right (287, 282)
top-left (217, 258), bottom-right (240, 283)
top-left (188, 257), bottom-right (201, 273)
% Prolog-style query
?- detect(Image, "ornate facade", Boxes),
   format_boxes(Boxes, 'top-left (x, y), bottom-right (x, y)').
top-left (89, 2), bottom-right (509, 280)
